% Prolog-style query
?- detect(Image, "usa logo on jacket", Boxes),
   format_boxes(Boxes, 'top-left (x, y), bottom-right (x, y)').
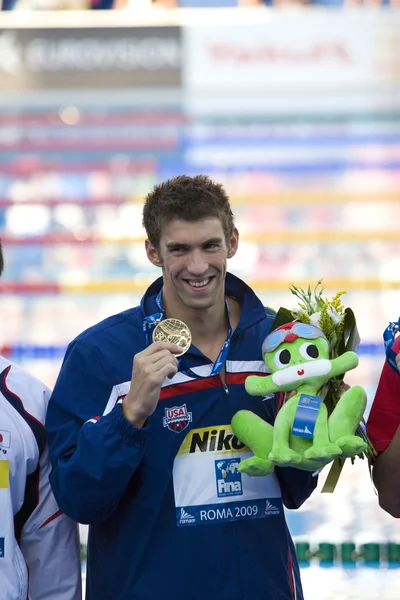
top-left (163, 404), bottom-right (192, 433)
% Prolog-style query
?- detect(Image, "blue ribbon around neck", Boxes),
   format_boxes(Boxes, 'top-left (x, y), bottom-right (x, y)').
top-left (142, 290), bottom-right (232, 379)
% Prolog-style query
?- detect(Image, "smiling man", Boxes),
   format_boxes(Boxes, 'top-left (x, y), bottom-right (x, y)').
top-left (46, 174), bottom-right (317, 600)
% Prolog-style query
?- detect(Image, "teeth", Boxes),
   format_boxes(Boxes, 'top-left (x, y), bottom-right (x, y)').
top-left (188, 279), bottom-right (209, 288)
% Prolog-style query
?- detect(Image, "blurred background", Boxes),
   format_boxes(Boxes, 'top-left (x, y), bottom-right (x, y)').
top-left (0, 1), bottom-right (399, 598)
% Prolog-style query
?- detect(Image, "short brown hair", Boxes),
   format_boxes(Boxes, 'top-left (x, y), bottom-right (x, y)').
top-left (142, 175), bottom-right (235, 249)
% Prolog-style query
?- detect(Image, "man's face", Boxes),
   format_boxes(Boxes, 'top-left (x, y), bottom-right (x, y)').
top-left (146, 218), bottom-right (238, 311)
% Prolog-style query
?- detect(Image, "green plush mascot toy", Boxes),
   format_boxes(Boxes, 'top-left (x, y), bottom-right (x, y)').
top-left (231, 321), bottom-right (367, 477)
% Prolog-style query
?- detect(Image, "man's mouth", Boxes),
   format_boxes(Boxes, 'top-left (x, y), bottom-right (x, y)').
top-left (185, 277), bottom-right (214, 291)
top-left (185, 277), bottom-right (212, 289)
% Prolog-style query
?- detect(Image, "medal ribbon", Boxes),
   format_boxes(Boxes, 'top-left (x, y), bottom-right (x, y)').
top-left (143, 290), bottom-right (232, 378)
top-left (142, 291), bottom-right (164, 338)
top-left (383, 318), bottom-right (400, 375)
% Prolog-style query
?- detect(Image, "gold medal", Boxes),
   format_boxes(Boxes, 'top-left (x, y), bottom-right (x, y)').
top-left (152, 318), bottom-right (192, 357)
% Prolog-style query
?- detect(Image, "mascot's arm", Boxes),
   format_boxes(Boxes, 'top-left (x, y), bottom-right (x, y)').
top-left (245, 375), bottom-right (278, 396)
top-left (329, 351), bottom-right (359, 378)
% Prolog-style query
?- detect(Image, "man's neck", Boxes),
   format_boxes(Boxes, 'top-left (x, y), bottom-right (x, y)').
top-left (163, 294), bottom-right (226, 342)
top-left (161, 290), bottom-right (240, 351)
top-left (191, 301), bottom-right (230, 347)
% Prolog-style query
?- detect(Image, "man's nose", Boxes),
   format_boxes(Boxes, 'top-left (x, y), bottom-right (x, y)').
top-left (187, 250), bottom-right (208, 275)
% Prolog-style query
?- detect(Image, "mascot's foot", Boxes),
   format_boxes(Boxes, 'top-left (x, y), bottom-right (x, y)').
top-left (268, 448), bottom-right (302, 467)
top-left (238, 456), bottom-right (274, 477)
top-left (335, 435), bottom-right (367, 458)
top-left (304, 444), bottom-right (342, 461)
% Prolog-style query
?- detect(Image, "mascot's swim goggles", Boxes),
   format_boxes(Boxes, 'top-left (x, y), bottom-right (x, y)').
top-left (262, 322), bottom-right (328, 355)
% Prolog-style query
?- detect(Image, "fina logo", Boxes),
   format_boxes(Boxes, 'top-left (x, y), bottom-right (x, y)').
top-left (215, 458), bottom-right (243, 498)
top-left (163, 404), bottom-right (192, 433)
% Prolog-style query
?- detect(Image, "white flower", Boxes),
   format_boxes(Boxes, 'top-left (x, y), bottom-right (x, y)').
top-left (326, 307), bottom-right (343, 325)
top-left (310, 312), bottom-right (321, 327)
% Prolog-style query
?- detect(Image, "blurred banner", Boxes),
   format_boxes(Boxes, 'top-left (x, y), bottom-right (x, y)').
top-left (182, 11), bottom-right (400, 112)
top-left (0, 26), bottom-right (182, 90)
top-left (1, 12), bottom-right (399, 97)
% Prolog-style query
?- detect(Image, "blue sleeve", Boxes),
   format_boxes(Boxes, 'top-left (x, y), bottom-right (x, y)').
top-left (262, 392), bottom-right (318, 509)
top-left (276, 467), bottom-right (317, 509)
top-left (45, 341), bottom-right (146, 525)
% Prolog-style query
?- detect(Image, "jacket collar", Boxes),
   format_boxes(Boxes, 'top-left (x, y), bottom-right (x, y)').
top-left (140, 272), bottom-right (269, 333)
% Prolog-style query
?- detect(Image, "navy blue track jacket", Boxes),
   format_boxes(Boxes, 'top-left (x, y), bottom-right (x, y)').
top-left (46, 273), bottom-right (316, 600)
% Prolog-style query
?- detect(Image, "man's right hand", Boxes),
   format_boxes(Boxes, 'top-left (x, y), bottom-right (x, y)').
top-left (122, 342), bottom-right (182, 428)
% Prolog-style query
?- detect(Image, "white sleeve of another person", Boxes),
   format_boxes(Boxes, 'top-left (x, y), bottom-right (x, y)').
top-left (20, 392), bottom-right (82, 600)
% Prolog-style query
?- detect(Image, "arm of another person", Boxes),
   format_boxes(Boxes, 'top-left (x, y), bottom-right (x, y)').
top-left (372, 426), bottom-right (400, 518)
top-left (368, 348), bottom-right (400, 518)
top-left (46, 339), bottom-right (180, 525)
top-left (0, 369), bottom-right (81, 599)
top-left (20, 444), bottom-right (82, 600)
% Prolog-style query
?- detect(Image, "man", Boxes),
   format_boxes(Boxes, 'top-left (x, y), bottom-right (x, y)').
top-left (46, 175), bottom-right (317, 600)
top-left (0, 241), bottom-right (82, 599)
top-left (367, 337), bottom-right (400, 518)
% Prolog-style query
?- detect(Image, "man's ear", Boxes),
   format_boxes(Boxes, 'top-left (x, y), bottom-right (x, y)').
top-left (145, 239), bottom-right (163, 267)
top-left (227, 227), bottom-right (239, 259)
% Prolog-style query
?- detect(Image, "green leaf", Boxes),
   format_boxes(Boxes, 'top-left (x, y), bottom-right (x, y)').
top-left (269, 307), bottom-right (293, 331)
top-left (339, 307), bottom-right (360, 354)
